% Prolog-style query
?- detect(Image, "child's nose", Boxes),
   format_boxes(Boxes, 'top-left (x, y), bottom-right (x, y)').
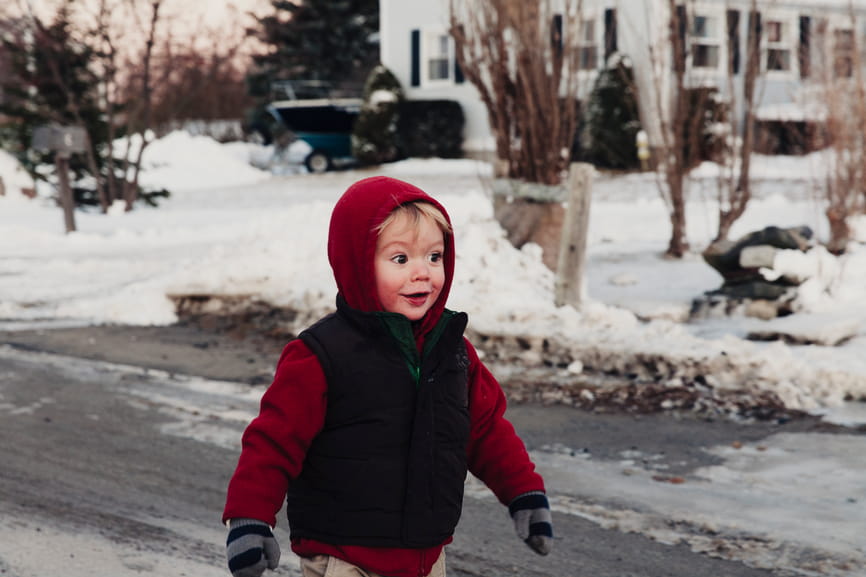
top-left (411, 259), bottom-right (430, 280)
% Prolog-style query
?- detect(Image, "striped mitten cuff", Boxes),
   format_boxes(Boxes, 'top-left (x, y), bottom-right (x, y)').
top-left (226, 518), bottom-right (281, 577)
top-left (508, 491), bottom-right (553, 555)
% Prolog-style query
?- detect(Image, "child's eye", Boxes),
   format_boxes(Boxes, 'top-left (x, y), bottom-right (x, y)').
top-left (428, 252), bottom-right (443, 264)
top-left (391, 254), bottom-right (408, 264)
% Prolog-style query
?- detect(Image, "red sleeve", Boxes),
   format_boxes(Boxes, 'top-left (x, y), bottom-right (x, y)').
top-left (222, 339), bottom-right (327, 526)
top-left (464, 338), bottom-right (545, 505)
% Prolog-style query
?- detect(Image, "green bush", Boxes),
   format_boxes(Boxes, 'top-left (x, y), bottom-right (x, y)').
top-left (583, 54), bottom-right (642, 170)
top-left (397, 100), bottom-right (464, 159)
top-left (351, 65), bottom-right (404, 165)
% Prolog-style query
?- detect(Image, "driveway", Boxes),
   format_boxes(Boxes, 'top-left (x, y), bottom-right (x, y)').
top-left (1, 325), bottom-right (861, 577)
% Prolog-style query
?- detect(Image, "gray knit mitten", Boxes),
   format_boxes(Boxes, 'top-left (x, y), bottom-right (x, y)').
top-left (509, 491), bottom-right (553, 555)
top-left (226, 518), bottom-right (281, 577)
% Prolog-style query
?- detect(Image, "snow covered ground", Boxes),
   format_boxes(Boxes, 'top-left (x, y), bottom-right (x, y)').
top-left (1, 131), bottom-right (864, 417)
top-left (2, 132), bottom-right (866, 576)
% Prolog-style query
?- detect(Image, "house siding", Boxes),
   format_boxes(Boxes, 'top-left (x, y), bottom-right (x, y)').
top-left (381, 0), bottom-right (866, 153)
top-left (381, 0), bottom-right (493, 151)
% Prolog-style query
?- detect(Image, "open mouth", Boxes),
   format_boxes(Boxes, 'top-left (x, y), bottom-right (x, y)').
top-left (404, 292), bottom-right (430, 305)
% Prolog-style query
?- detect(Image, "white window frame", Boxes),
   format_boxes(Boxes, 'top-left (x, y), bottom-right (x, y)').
top-left (576, 17), bottom-right (600, 71)
top-left (422, 29), bottom-right (454, 86)
top-left (688, 9), bottom-right (723, 73)
top-left (762, 12), bottom-right (797, 77)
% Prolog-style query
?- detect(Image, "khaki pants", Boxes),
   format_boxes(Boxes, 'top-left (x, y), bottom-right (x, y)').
top-left (300, 552), bottom-right (446, 577)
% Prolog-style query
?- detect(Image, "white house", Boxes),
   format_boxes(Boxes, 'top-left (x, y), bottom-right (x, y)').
top-left (380, 0), bottom-right (866, 155)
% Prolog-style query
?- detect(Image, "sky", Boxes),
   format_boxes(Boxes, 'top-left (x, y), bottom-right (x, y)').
top-left (1, 132), bottom-right (865, 575)
top-left (8, 0), bottom-right (270, 59)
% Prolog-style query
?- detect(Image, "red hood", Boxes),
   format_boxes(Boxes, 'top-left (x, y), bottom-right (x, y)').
top-left (328, 176), bottom-right (455, 336)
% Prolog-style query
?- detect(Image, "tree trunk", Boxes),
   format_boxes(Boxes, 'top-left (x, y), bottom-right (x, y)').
top-left (826, 207), bottom-right (850, 255)
top-left (661, 0), bottom-right (690, 258)
top-left (667, 176), bottom-right (689, 257)
top-left (126, 0), bottom-right (162, 211)
top-left (96, 0), bottom-right (119, 209)
top-left (715, 4), bottom-right (761, 242)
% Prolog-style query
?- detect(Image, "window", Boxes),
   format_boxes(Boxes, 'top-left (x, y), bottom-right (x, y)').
top-left (577, 19), bottom-right (598, 70)
top-left (834, 28), bottom-right (855, 78)
top-left (690, 14), bottom-right (721, 69)
top-left (765, 19), bottom-right (792, 71)
top-left (427, 32), bottom-right (452, 82)
top-left (411, 29), bottom-right (463, 87)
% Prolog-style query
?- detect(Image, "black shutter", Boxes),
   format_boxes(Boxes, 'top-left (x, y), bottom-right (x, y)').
top-left (799, 16), bottom-right (811, 78)
top-left (411, 29), bottom-right (421, 87)
top-left (604, 8), bottom-right (618, 60)
top-left (551, 14), bottom-right (563, 57)
top-left (674, 4), bottom-right (687, 72)
top-left (454, 59), bottom-right (464, 84)
top-left (727, 10), bottom-right (741, 75)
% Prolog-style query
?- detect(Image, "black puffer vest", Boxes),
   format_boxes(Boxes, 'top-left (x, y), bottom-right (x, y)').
top-left (287, 297), bottom-right (470, 548)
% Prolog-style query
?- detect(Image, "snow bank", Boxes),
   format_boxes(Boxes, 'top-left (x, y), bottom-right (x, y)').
top-left (1, 132), bottom-right (864, 416)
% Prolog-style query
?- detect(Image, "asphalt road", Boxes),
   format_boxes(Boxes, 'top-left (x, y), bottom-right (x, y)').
top-left (0, 325), bottom-right (829, 577)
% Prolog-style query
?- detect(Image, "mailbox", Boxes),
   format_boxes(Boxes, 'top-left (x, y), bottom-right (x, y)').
top-left (32, 124), bottom-right (88, 156)
top-left (31, 124), bottom-right (87, 233)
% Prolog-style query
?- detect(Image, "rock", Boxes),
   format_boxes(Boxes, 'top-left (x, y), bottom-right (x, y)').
top-left (738, 244), bottom-right (777, 268)
top-left (744, 299), bottom-right (782, 321)
top-left (746, 313), bottom-right (861, 346)
top-left (695, 225), bottom-right (813, 320)
top-left (690, 289), bottom-right (796, 320)
top-left (703, 225), bottom-right (812, 285)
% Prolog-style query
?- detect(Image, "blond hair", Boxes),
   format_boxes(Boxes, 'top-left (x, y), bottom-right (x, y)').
top-left (376, 201), bottom-right (452, 236)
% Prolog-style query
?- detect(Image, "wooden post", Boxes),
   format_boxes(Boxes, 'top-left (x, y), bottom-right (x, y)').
top-left (56, 153), bottom-right (77, 233)
top-left (555, 162), bottom-right (593, 308)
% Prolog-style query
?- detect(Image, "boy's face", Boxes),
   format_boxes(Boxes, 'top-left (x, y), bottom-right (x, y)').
top-left (374, 211), bottom-right (446, 321)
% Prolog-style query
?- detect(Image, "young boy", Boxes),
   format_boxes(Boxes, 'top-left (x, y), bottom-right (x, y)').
top-left (223, 176), bottom-right (552, 577)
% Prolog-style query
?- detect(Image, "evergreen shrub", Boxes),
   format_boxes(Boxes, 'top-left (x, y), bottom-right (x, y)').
top-left (397, 100), bottom-right (464, 159)
top-left (583, 54), bottom-right (642, 170)
top-left (351, 65), bottom-right (404, 166)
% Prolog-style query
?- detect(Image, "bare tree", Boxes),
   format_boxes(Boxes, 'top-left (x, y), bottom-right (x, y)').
top-left (811, 9), bottom-right (866, 254)
top-left (91, 0), bottom-right (123, 210)
top-left (638, 0), bottom-right (741, 257)
top-left (450, 0), bottom-right (583, 185)
top-left (642, 0), bottom-right (692, 257)
top-left (714, 1), bottom-right (762, 242)
top-left (80, 0), bottom-right (169, 211)
top-left (149, 21), bottom-right (252, 130)
top-left (121, 0), bottom-right (162, 211)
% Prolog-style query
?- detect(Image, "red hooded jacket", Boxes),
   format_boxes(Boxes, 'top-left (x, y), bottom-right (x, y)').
top-left (223, 176), bottom-right (545, 577)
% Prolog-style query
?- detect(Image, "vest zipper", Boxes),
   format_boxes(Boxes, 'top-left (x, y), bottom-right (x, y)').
top-left (379, 313), bottom-right (422, 386)
top-left (379, 310), bottom-right (457, 387)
